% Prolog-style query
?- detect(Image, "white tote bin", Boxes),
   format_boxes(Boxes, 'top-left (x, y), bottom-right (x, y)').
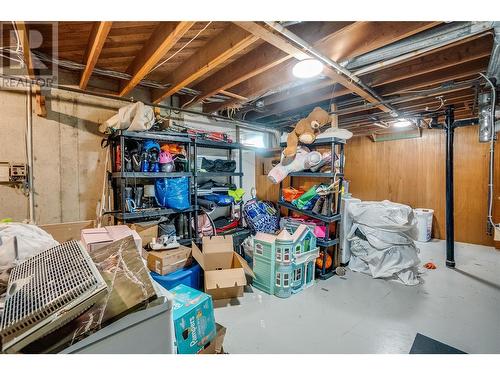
top-left (414, 208), bottom-right (434, 242)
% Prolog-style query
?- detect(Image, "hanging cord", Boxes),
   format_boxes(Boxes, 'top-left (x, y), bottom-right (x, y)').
top-left (479, 73), bottom-right (497, 231)
top-left (425, 96), bottom-right (445, 112)
top-left (149, 22), bottom-right (212, 74)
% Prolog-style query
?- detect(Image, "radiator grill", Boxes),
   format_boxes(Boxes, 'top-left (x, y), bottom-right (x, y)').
top-left (0, 240), bottom-right (107, 353)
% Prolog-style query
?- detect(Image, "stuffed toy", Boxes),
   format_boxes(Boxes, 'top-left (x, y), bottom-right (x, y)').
top-left (283, 107), bottom-right (331, 160)
top-left (268, 146), bottom-right (322, 184)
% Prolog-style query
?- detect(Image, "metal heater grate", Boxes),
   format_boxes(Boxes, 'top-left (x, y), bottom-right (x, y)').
top-left (0, 240), bottom-right (108, 353)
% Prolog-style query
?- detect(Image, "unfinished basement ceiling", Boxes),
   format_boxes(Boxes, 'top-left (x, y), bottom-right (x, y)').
top-left (6, 21), bottom-right (497, 135)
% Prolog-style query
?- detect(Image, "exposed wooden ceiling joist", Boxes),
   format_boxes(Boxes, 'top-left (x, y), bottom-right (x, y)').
top-left (251, 36), bottom-right (491, 121)
top-left (204, 21), bottom-right (441, 114)
top-left (366, 35), bottom-right (492, 87)
top-left (15, 21), bottom-right (46, 116)
top-left (253, 85), bottom-right (351, 120)
top-left (119, 21), bottom-right (195, 96)
top-left (207, 21), bottom-right (393, 114)
top-left (233, 22), bottom-right (309, 60)
top-left (152, 23), bottom-right (260, 104)
top-left (79, 21), bottom-right (113, 90)
top-left (182, 22), bottom-right (352, 108)
top-left (378, 56), bottom-right (489, 96)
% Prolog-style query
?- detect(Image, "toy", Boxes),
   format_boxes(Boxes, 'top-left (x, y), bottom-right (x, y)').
top-left (159, 150), bottom-right (174, 173)
top-left (149, 235), bottom-right (180, 250)
top-left (283, 107), bottom-right (331, 160)
top-left (316, 252), bottom-right (332, 270)
top-left (268, 146), bottom-right (322, 184)
top-left (252, 224), bottom-right (319, 298)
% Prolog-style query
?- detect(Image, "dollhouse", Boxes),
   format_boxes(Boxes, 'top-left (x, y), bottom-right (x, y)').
top-left (252, 224), bottom-right (319, 298)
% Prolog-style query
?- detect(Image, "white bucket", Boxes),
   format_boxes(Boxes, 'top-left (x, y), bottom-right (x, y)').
top-left (414, 208), bottom-right (434, 242)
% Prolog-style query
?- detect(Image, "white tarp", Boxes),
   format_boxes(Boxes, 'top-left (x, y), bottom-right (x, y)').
top-left (99, 102), bottom-right (155, 133)
top-left (346, 200), bottom-right (421, 285)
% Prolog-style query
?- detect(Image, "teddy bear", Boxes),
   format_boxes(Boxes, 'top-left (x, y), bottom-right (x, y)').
top-left (283, 106), bottom-right (331, 161)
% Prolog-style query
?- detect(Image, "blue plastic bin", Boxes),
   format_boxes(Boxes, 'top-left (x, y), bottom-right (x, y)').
top-left (150, 263), bottom-right (202, 290)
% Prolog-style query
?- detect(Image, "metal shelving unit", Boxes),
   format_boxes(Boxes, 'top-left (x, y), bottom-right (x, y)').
top-left (108, 131), bottom-right (196, 242)
top-left (192, 138), bottom-right (245, 244)
top-left (277, 137), bottom-right (345, 279)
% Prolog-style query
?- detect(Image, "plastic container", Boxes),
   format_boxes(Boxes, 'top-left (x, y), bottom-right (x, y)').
top-left (150, 263), bottom-right (202, 290)
top-left (414, 208), bottom-right (434, 242)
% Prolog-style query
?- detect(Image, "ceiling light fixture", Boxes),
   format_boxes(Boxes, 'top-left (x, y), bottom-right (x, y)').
top-left (292, 59), bottom-right (324, 79)
top-left (393, 119), bottom-right (413, 128)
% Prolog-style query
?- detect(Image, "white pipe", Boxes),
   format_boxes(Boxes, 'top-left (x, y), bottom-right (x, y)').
top-left (26, 85), bottom-right (35, 223)
top-left (480, 73), bottom-right (497, 231)
top-left (354, 31), bottom-right (492, 76)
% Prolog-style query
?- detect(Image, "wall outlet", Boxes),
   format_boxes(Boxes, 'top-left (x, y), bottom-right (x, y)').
top-left (494, 224), bottom-right (500, 241)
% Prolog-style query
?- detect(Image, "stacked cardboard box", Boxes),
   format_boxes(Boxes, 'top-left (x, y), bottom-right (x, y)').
top-left (191, 235), bottom-right (254, 300)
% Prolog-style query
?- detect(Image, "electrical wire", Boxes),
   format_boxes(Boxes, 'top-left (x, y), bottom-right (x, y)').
top-left (425, 96), bottom-right (445, 111)
top-left (150, 22), bottom-right (212, 74)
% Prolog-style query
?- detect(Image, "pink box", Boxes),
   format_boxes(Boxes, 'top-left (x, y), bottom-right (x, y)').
top-left (81, 225), bottom-right (142, 253)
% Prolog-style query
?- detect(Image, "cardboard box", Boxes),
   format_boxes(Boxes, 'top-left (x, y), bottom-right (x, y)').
top-left (39, 220), bottom-right (94, 243)
top-left (170, 284), bottom-right (216, 354)
top-left (199, 323), bottom-right (227, 354)
top-left (81, 225), bottom-right (142, 253)
top-left (129, 222), bottom-right (158, 247)
top-left (263, 157), bottom-right (280, 175)
top-left (146, 245), bottom-right (192, 275)
top-left (191, 235), bottom-right (254, 300)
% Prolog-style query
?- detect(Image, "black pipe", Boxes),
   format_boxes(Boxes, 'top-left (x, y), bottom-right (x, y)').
top-left (445, 105), bottom-right (455, 268)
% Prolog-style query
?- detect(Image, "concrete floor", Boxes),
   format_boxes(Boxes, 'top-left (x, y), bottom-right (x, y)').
top-left (214, 240), bottom-right (500, 353)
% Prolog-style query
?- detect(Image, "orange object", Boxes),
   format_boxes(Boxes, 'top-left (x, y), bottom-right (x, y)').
top-left (424, 262), bottom-right (437, 269)
top-left (316, 252), bottom-right (332, 269)
top-left (282, 187), bottom-right (305, 202)
top-left (161, 143), bottom-right (184, 154)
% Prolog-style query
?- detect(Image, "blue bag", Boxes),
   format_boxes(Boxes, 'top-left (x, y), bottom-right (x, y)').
top-left (155, 177), bottom-right (190, 210)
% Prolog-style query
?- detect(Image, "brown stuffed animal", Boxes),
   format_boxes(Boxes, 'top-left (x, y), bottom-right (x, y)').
top-left (283, 107), bottom-right (331, 159)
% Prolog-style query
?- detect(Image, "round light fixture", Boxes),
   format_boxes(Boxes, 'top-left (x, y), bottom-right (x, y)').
top-left (292, 59), bottom-right (324, 78)
top-left (393, 119), bottom-right (413, 128)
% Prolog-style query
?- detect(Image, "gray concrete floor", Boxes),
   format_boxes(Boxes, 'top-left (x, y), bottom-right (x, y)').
top-left (214, 240), bottom-right (500, 353)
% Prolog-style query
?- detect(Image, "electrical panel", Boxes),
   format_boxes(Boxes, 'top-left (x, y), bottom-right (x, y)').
top-left (0, 162), bottom-right (28, 183)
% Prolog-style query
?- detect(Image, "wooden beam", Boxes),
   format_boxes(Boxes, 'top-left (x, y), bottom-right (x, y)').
top-left (183, 22), bottom-right (352, 108)
top-left (15, 21), bottom-right (46, 116)
top-left (79, 21), bottom-right (113, 90)
top-left (233, 22), bottom-right (309, 60)
top-left (225, 22), bottom-right (393, 114)
top-left (366, 35), bottom-right (493, 87)
top-left (219, 90), bottom-right (248, 101)
top-left (152, 23), bottom-right (259, 104)
top-left (119, 21), bottom-right (194, 97)
top-left (250, 35), bottom-right (491, 120)
top-left (254, 85), bottom-right (351, 120)
top-left (378, 56), bottom-right (490, 96)
top-left (205, 21), bottom-right (441, 113)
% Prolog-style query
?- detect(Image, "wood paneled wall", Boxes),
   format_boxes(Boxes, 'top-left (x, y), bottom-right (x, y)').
top-left (345, 127), bottom-right (500, 246)
top-left (256, 127), bottom-right (500, 246)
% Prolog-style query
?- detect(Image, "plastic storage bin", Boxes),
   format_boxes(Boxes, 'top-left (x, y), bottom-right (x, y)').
top-left (150, 263), bottom-right (202, 290)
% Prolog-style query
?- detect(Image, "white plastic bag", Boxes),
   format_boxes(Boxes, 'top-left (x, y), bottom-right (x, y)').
top-left (347, 201), bottom-right (421, 285)
top-left (99, 102), bottom-right (155, 133)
